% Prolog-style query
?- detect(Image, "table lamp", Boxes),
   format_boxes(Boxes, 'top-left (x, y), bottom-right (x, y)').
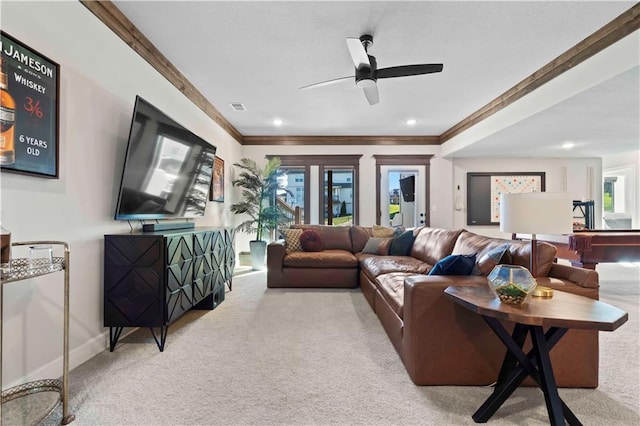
top-left (500, 192), bottom-right (573, 277)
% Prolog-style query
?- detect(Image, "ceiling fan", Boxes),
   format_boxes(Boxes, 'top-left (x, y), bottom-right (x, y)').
top-left (300, 35), bottom-right (443, 105)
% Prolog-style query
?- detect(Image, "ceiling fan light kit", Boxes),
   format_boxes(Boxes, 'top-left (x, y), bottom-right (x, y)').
top-left (301, 34), bottom-right (444, 106)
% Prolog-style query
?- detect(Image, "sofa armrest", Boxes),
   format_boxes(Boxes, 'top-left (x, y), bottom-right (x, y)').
top-left (267, 240), bottom-right (286, 288)
top-left (402, 275), bottom-right (495, 383)
top-left (548, 263), bottom-right (599, 289)
top-left (267, 240), bottom-right (285, 269)
top-left (401, 274), bottom-right (599, 386)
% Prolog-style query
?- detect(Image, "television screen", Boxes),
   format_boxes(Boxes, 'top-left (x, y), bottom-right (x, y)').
top-left (399, 176), bottom-right (415, 202)
top-left (114, 96), bottom-right (217, 220)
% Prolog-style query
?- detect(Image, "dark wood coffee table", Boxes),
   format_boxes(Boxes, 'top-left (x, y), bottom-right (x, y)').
top-left (444, 285), bottom-right (628, 426)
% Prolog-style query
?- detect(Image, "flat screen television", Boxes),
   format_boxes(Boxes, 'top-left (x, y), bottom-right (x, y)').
top-left (399, 176), bottom-right (415, 202)
top-left (114, 96), bottom-right (217, 221)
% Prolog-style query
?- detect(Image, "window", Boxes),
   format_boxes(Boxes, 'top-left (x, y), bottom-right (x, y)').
top-left (268, 155), bottom-right (361, 225)
top-left (324, 168), bottom-right (355, 225)
top-left (603, 177), bottom-right (616, 212)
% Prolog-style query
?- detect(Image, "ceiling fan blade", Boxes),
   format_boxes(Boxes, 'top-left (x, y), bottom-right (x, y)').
top-left (362, 84), bottom-right (379, 105)
top-left (299, 76), bottom-right (353, 90)
top-left (346, 37), bottom-right (371, 69)
top-left (377, 64), bottom-right (443, 79)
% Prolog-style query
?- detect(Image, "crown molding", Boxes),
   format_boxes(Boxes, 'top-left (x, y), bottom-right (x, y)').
top-left (242, 135), bottom-right (440, 145)
top-left (440, 3), bottom-right (640, 143)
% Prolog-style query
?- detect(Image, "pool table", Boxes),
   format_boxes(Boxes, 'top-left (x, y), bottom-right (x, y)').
top-left (532, 230), bottom-right (640, 270)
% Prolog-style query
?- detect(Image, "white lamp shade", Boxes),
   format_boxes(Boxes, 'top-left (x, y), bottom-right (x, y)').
top-left (500, 192), bottom-right (573, 235)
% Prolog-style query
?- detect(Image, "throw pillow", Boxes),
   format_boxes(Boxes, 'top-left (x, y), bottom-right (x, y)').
top-left (428, 254), bottom-right (477, 276)
top-left (393, 226), bottom-right (405, 237)
top-left (282, 228), bottom-right (303, 253)
top-left (372, 224), bottom-right (396, 238)
top-left (389, 230), bottom-right (416, 256)
top-left (299, 229), bottom-right (324, 252)
top-left (472, 244), bottom-right (511, 276)
top-left (362, 237), bottom-right (385, 254)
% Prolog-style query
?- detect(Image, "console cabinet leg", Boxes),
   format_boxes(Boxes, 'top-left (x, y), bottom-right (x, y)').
top-left (149, 326), bottom-right (168, 352)
top-left (109, 327), bottom-right (124, 352)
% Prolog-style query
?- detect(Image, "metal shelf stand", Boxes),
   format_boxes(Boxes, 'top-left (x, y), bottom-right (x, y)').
top-left (0, 241), bottom-right (75, 425)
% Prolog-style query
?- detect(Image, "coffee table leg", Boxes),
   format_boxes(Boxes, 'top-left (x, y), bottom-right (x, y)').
top-left (473, 317), bottom-right (580, 425)
top-left (495, 323), bottom-right (528, 385)
top-left (531, 325), bottom-right (565, 425)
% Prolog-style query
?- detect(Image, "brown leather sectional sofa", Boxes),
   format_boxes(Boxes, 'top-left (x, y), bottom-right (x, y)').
top-left (267, 225), bottom-right (600, 387)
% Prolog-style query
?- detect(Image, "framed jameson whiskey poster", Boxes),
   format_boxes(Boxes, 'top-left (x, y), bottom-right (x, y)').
top-left (1, 31), bottom-right (59, 178)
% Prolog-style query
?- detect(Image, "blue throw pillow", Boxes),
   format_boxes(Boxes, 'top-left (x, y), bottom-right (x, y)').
top-left (389, 230), bottom-right (416, 256)
top-left (429, 254), bottom-right (477, 276)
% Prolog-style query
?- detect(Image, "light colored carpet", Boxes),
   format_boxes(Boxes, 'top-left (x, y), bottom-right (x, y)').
top-left (41, 264), bottom-right (640, 425)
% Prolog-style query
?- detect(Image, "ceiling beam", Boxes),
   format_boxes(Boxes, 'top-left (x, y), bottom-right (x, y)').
top-left (440, 3), bottom-right (640, 143)
top-left (80, 0), bottom-right (244, 143)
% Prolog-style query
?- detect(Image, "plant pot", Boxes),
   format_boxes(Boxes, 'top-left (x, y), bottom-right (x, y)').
top-left (249, 240), bottom-right (267, 270)
top-left (238, 251), bottom-right (252, 267)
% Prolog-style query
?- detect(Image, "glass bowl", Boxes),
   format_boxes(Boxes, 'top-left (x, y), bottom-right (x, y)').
top-left (487, 265), bottom-right (536, 305)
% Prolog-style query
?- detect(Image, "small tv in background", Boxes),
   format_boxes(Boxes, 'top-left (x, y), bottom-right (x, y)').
top-left (399, 176), bottom-right (415, 202)
top-left (114, 96), bottom-right (216, 229)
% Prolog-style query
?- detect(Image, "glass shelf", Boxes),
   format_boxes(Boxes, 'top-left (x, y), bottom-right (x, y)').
top-left (2, 380), bottom-right (63, 425)
top-left (1, 257), bottom-right (65, 284)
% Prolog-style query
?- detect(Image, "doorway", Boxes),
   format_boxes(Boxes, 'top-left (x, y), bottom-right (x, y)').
top-left (374, 155), bottom-right (432, 227)
top-left (386, 171), bottom-right (417, 227)
top-left (603, 165), bottom-right (637, 229)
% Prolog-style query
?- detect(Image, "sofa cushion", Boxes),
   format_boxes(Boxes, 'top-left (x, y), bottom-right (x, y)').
top-left (375, 272), bottom-right (415, 319)
top-left (452, 230), bottom-right (556, 277)
top-left (389, 230), bottom-right (416, 256)
top-left (452, 231), bottom-right (513, 259)
top-left (282, 229), bottom-right (303, 253)
top-left (372, 224), bottom-right (396, 238)
top-left (299, 229), bottom-right (324, 252)
top-left (293, 225), bottom-right (353, 251)
top-left (411, 227), bottom-right (464, 265)
top-left (508, 240), bottom-right (557, 277)
top-left (283, 249), bottom-right (357, 268)
top-left (361, 256), bottom-right (432, 278)
top-left (472, 243), bottom-right (511, 276)
top-left (429, 253), bottom-right (476, 276)
top-left (350, 225), bottom-right (373, 253)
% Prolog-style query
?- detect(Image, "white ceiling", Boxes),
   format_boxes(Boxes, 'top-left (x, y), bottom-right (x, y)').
top-left (112, 1), bottom-right (639, 157)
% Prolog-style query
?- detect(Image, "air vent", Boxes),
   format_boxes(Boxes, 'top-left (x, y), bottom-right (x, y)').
top-left (229, 102), bottom-right (247, 111)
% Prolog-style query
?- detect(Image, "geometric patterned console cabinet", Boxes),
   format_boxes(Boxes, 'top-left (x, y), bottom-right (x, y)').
top-left (104, 227), bottom-right (235, 351)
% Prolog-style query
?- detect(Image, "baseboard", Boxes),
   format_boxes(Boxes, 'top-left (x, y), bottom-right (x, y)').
top-left (3, 328), bottom-right (139, 390)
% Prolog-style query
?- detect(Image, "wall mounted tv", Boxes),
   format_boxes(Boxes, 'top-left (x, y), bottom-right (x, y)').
top-left (114, 96), bottom-right (217, 222)
top-left (399, 175), bottom-right (415, 202)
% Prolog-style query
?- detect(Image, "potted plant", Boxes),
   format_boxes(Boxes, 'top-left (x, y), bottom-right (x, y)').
top-left (230, 157), bottom-right (290, 270)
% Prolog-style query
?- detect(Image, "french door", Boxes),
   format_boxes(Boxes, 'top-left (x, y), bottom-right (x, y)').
top-left (270, 155), bottom-right (361, 225)
top-left (375, 155), bottom-right (432, 227)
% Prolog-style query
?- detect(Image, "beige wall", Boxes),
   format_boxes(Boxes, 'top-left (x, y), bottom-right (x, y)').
top-left (0, 1), bottom-right (241, 387)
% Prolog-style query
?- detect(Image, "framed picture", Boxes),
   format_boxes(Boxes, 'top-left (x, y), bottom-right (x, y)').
top-left (467, 172), bottom-right (545, 225)
top-left (210, 156), bottom-right (224, 202)
top-left (0, 32), bottom-right (60, 178)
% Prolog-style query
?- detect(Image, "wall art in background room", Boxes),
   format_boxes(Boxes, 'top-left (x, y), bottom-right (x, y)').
top-left (210, 156), bottom-right (224, 202)
top-left (0, 31), bottom-right (59, 178)
top-left (466, 172), bottom-right (545, 225)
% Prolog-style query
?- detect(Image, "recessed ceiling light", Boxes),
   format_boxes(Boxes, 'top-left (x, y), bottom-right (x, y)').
top-left (406, 119), bottom-right (417, 126)
top-left (562, 142), bottom-right (575, 149)
top-left (272, 118), bottom-right (283, 127)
